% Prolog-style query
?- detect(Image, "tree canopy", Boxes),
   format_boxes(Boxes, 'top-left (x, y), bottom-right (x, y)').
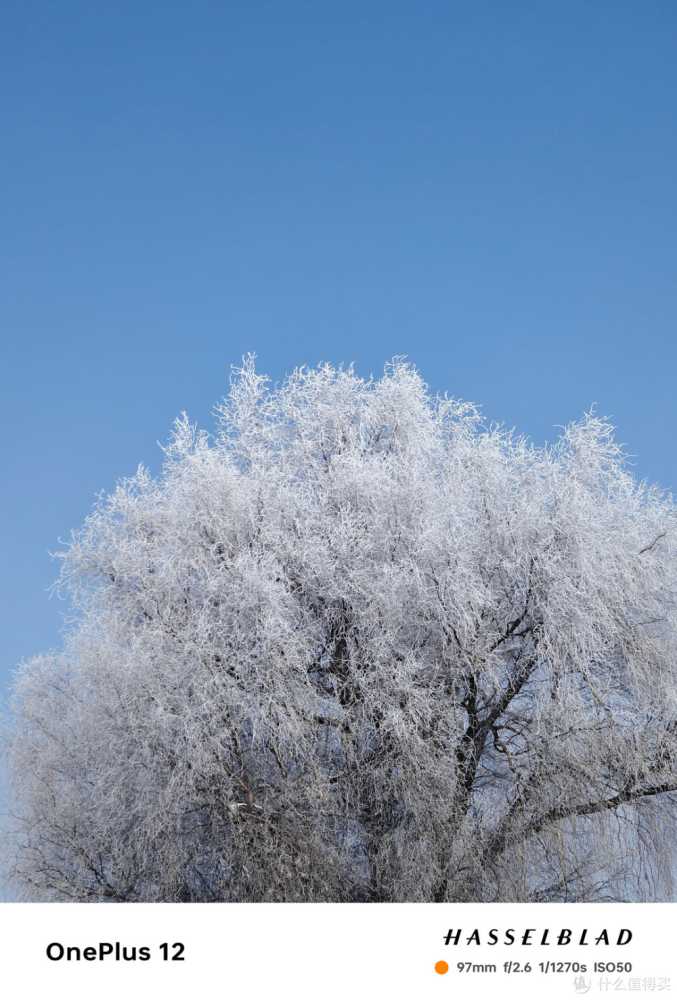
top-left (7, 359), bottom-right (677, 901)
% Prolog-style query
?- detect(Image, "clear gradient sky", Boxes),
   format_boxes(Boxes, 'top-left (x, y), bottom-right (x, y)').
top-left (2, 1), bottom-right (676, 704)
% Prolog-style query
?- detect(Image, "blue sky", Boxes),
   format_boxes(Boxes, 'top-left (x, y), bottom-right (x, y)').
top-left (2, 0), bottom-right (676, 701)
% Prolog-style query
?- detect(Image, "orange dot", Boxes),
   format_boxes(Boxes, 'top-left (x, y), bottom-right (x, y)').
top-left (435, 960), bottom-right (449, 975)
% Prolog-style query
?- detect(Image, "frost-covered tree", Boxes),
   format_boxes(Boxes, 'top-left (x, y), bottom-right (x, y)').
top-left (6, 359), bottom-right (677, 901)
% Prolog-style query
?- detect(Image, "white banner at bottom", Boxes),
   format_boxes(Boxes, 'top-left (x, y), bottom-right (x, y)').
top-left (0, 901), bottom-right (673, 998)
